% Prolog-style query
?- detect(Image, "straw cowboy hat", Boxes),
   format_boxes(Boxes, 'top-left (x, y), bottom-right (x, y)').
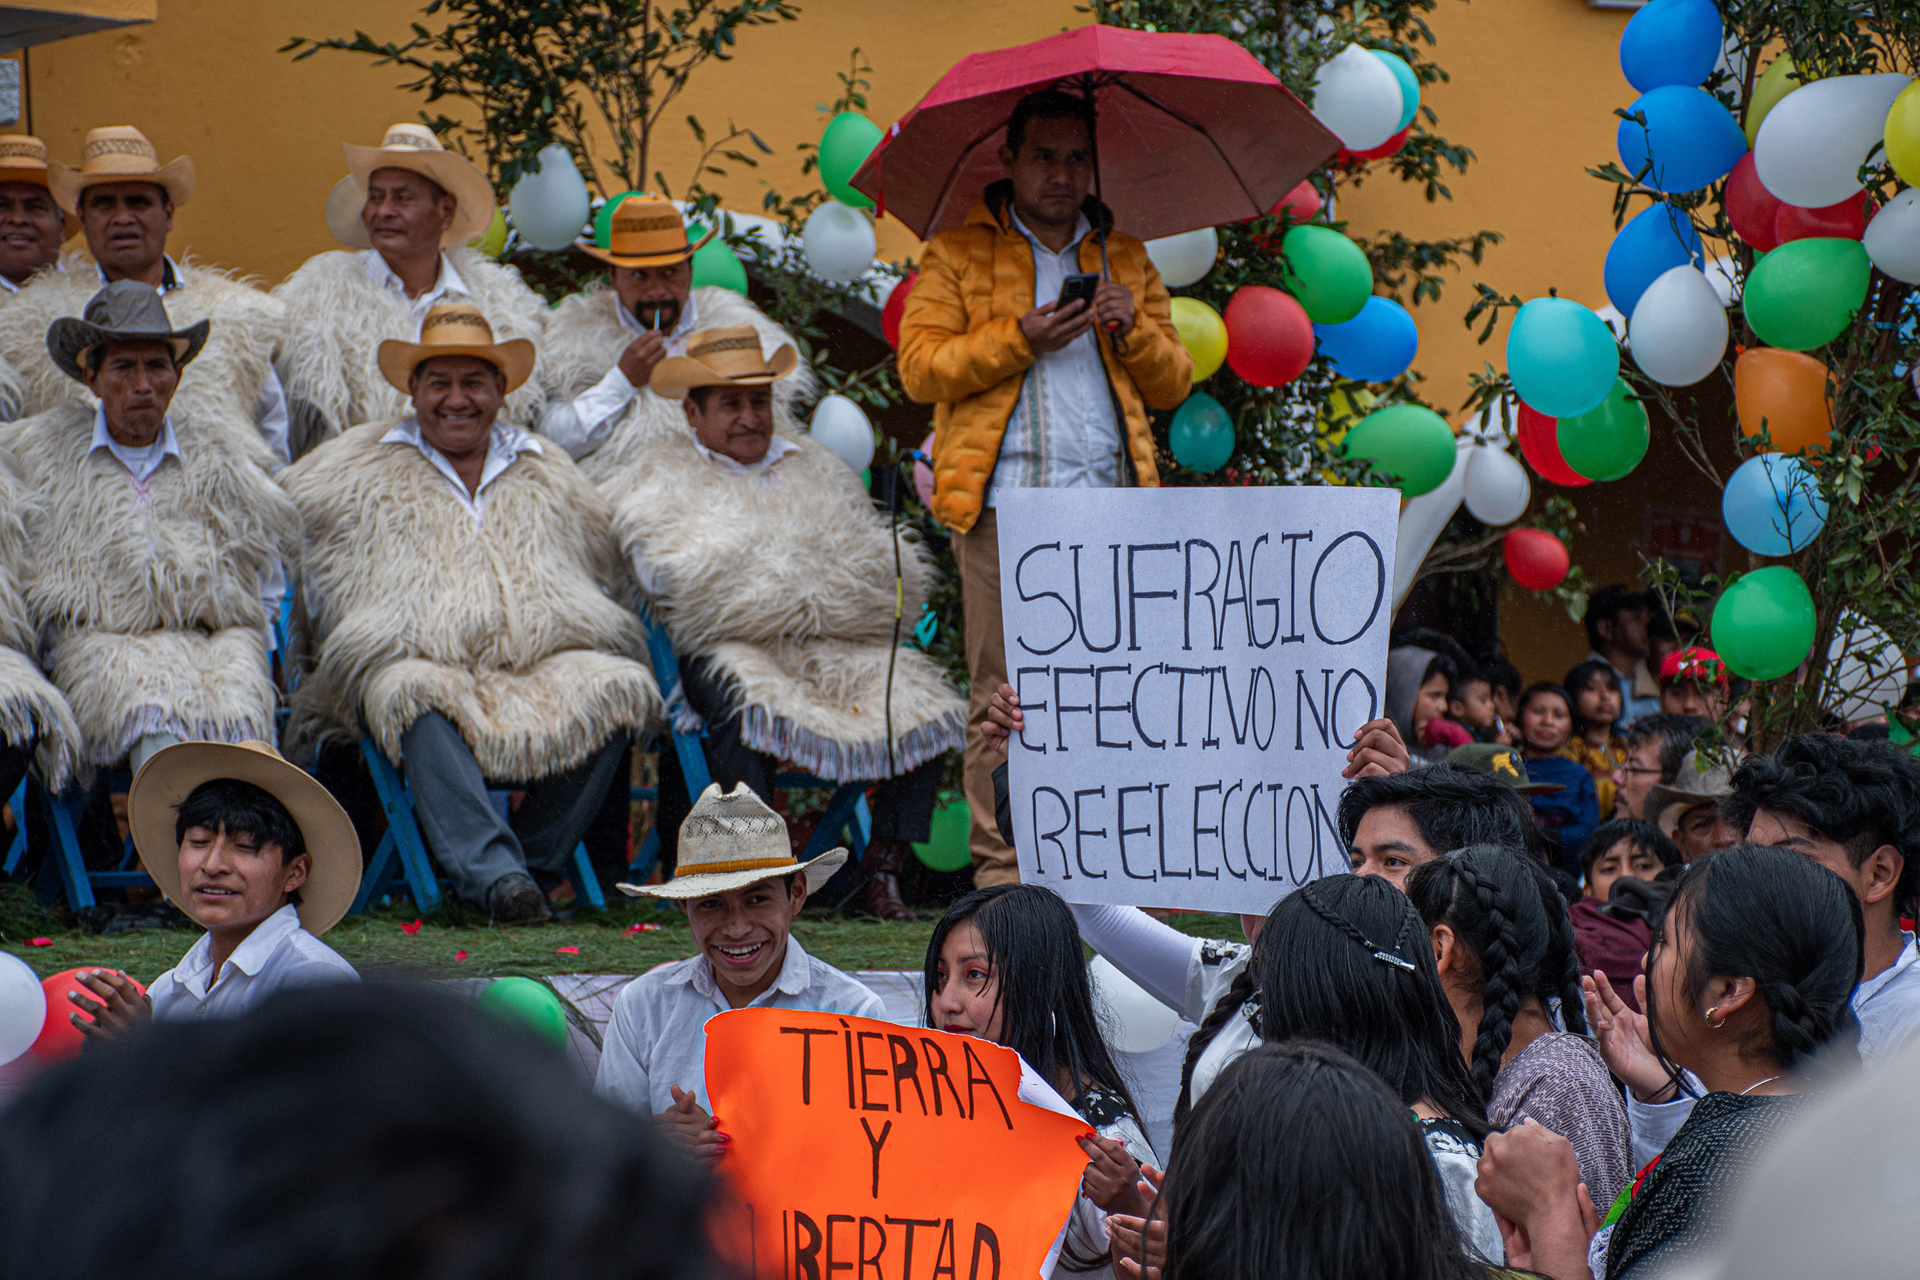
top-left (47, 126), bottom-right (195, 214)
top-left (617, 782), bottom-right (847, 900)
top-left (47, 280), bottom-right (209, 384)
top-left (1648, 747), bottom-right (1740, 838)
top-left (377, 301), bottom-right (534, 393)
top-left (578, 192), bottom-right (716, 269)
top-left (128, 741), bottom-right (363, 936)
top-left (329, 123), bottom-right (497, 250)
top-left (650, 324), bottom-right (798, 400)
top-left (0, 135), bottom-right (80, 237)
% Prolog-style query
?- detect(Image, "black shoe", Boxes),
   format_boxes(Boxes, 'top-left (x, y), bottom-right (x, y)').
top-left (854, 839), bottom-right (917, 922)
top-left (486, 871), bottom-right (552, 925)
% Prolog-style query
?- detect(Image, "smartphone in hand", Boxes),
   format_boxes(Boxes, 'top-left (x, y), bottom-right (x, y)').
top-left (1056, 272), bottom-right (1099, 312)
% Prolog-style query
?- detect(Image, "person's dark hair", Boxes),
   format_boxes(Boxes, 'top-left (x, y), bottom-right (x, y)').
top-left (1005, 88), bottom-right (1094, 154)
top-left (1577, 817), bottom-right (1681, 881)
top-left (1448, 669), bottom-right (1492, 703)
top-left (1517, 681), bottom-right (1572, 725)
top-left (1563, 659), bottom-right (1624, 738)
top-left (1483, 655), bottom-right (1523, 702)
top-left (1724, 733), bottom-right (1920, 915)
top-left (1389, 626), bottom-right (1473, 697)
top-left (1336, 762), bottom-right (1542, 865)
top-left (1159, 1041), bottom-right (1487, 1280)
top-left (1624, 712), bottom-right (1709, 783)
top-left (1407, 846), bottom-right (1589, 1096)
top-left (1646, 844), bottom-right (1864, 1085)
top-left (0, 983), bottom-right (717, 1280)
top-left (686, 385), bottom-right (717, 410)
top-left (1584, 584), bottom-right (1648, 651)
top-left (175, 778), bottom-right (305, 864)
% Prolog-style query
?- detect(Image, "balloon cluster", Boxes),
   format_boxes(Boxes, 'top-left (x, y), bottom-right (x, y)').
top-left (0, 959), bottom-right (150, 1066)
top-left (800, 112), bottom-right (885, 283)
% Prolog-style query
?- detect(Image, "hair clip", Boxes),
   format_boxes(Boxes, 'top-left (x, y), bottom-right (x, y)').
top-left (1372, 950), bottom-right (1416, 972)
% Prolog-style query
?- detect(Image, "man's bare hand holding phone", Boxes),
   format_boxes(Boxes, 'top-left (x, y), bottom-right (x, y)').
top-left (1020, 272), bottom-right (1100, 354)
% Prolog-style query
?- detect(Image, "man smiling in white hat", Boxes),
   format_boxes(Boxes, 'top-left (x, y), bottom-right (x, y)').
top-left (0, 135), bottom-right (75, 295)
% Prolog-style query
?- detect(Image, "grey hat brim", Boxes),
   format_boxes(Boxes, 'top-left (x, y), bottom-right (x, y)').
top-left (48, 313), bottom-right (209, 384)
top-left (614, 846), bottom-right (848, 900)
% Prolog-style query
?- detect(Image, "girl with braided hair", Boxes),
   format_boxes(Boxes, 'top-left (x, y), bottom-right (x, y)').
top-left (1407, 846), bottom-right (1630, 1211)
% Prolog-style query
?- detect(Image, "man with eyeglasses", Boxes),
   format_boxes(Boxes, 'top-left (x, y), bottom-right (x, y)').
top-left (1612, 713), bottom-right (1708, 820)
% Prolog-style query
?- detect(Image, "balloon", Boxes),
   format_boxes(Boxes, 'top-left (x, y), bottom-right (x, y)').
top-left (1629, 264), bottom-right (1729, 387)
top-left (1168, 297), bottom-right (1228, 381)
top-left (0, 952), bottom-right (44, 1066)
top-left (911, 793), bottom-right (972, 871)
top-left (591, 188), bottom-right (647, 246)
top-left (1619, 0), bottom-right (1722, 93)
top-left (1088, 956), bottom-right (1180, 1054)
top-left (800, 200), bottom-right (875, 283)
top-left (507, 145), bottom-right (592, 251)
top-left (1887, 81), bottom-right (1920, 186)
top-left (912, 431), bottom-right (935, 508)
top-left (881, 271), bottom-right (918, 348)
top-left (1274, 180), bottom-right (1323, 222)
top-left (1222, 286), bottom-right (1314, 387)
top-left (1604, 201), bottom-right (1704, 317)
top-left (1556, 379), bottom-right (1649, 482)
top-left (1824, 615), bottom-right (1904, 722)
top-left (1314, 296), bottom-right (1419, 383)
top-left (1722, 452), bottom-right (1827, 556)
top-left (1745, 57), bottom-right (1801, 146)
top-left (477, 976), bottom-right (569, 1050)
top-left (32, 969), bottom-right (146, 1062)
top-left (1504, 528), bottom-right (1570, 590)
top-left (469, 206), bottom-right (509, 259)
top-left (809, 394), bottom-right (874, 472)
top-left (1168, 392), bottom-right (1235, 473)
top-left (818, 112), bottom-right (883, 210)
top-left (688, 223), bottom-right (748, 294)
top-left (1725, 153), bottom-right (1783, 251)
top-left (1347, 124), bottom-right (1413, 162)
top-left (1735, 347), bottom-right (1834, 454)
top-left (1864, 189), bottom-right (1920, 284)
top-left (1280, 225), bottom-right (1373, 325)
top-left (1506, 297), bottom-right (1620, 419)
top-left (1754, 73), bottom-right (1910, 207)
top-left (1310, 43), bottom-right (1405, 151)
top-left (1462, 444), bottom-right (1531, 525)
top-left (1711, 566), bottom-right (1816, 680)
top-left (1742, 236), bottom-right (1871, 351)
top-left (1617, 86), bottom-right (1748, 194)
top-left (1372, 49), bottom-right (1421, 131)
top-left (1340, 403), bottom-right (1456, 497)
top-left (1516, 403), bottom-right (1591, 487)
top-left (1143, 227), bottom-right (1218, 289)
top-left (1775, 191), bottom-right (1869, 244)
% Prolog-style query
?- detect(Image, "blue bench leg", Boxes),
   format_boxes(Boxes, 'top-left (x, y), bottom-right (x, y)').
top-left (571, 842), bottom-right (606, 911)
top-left (49, 787), bottom-right (93, 910)
top-left (3, 779), bottom-right (25, 877)
top-left (359, 739), bottom-right (442, 914)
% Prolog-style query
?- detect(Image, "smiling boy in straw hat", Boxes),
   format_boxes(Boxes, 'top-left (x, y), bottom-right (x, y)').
top-left (594, 782), bottom-right (882, 1156)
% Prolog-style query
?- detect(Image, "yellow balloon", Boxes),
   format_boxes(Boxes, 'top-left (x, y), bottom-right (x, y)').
top-left (1169, 296), bottom-right (1228, 381)
top-left (1315, 384), bottom-right (1374, 484)
top-left (1745, 57), bottom-right (1802, 146)
top-left (1887, 81), bottom-right (1920, 186)
top-left (469, 206), bottom-right (509, 259)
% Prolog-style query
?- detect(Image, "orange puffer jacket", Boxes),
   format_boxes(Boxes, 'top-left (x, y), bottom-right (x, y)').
top-left (897, 191), bottom-right (1193, 534)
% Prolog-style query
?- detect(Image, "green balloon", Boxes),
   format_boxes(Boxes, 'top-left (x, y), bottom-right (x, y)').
top-left (1742, 237), bottom-right (1871, 352)
top-left (690, 229), bottom-right (749, 294)
top-left (1711, 565), bottom-right (1815, 680)
top-left (1280, 224), bottom-right (1374, 325)
top-left (592, 189), bottom-right (648, 248)
top-left (819, 112), bottom-right (883, 211)
top-left (477, 976), bottom-right (570, 1050)
top-left (1555, 379), bottom-right (1648, 482)
top-left (1340, 403), bottom-right (1456, 496)
top-left (912, 793), bottom-right (973, 872)
top-left (1169, 392), bottom-right (1236, 472)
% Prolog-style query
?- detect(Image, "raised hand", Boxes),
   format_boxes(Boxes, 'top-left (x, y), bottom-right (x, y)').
top-left (1581, 970), bottom-right (1675, 1100)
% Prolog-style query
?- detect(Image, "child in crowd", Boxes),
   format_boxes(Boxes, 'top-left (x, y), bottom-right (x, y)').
top-left (1388, 644), bottom-right (1464, 760)
top-left (1567, 819), bottom-right (1680, 1013)
top-left (1514, 682), bottom-right (1601, 869)
top-left (1561, 659), bottom-right (1629, 816)
top-left (1485, 656), bottom-right (1524, 728)
top-left (1448, 667), bottom-right (1514, 746)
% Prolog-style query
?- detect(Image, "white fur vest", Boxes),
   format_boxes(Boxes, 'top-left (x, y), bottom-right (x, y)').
top-left (3, 399), bottom-right (298, 765)
top-left (611, 430), bottom-right (964, 781)
top-left (0, 441), bottom-right (79, 788)
top-left (539, 285), bottom-right (815, 486)
top-left (272, 247), bottom-right (550, 443)
top-left (280, 420), bottom-right (661, 780)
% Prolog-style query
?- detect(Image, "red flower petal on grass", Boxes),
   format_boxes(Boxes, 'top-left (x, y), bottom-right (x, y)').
top-left (400, 919), bottom-right (422, 935)
top-left (454, 949), bottom-right (469, 962)
top-left (623, 923), bottom-right (662, 935)
top-left (555, 945), bottom-right (581, 955)
top-left (28, 937), bottom-right (51, 947)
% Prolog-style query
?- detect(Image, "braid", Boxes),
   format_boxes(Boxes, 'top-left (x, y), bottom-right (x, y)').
top-left (1760, 979), bottom-right (1823, 1067)
top-left (1540, 877), bottom-right (1589, 1036)
top-left (1174, 962), bottom-right (1257, 1142)
top-left (1454, 860), bottom-right (1523, 1098)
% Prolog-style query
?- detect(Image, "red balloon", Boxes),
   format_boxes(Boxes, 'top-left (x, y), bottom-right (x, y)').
top-left (1775, 191), bottom-right (1870, 244)
top-left (1515, 403), bottom-right (1592, 488)
top-left (1274, 179), bottom-right (1323, 223)
top-left (1504, 528), bottom-right (1570, 591)
top-left (881, 271), bottom-right (918, 349)
top-left (1725, 153), bottom-right (1782, 252)
top-left (1223, 286), bottom-right (1314, 387)
top-left (32, 968), bottom-right (146, 1062)
top-left (1350, 125), bottom-right (1413, 162)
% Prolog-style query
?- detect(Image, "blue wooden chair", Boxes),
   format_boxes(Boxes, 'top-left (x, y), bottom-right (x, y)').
top-left (2, 773), bottom-right (153, 910)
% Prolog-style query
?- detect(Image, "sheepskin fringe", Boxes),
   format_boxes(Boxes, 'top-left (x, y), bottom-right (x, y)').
top-left (0, 647), bottom-right (80, 792)
top-left (0, 439), bottom-right (43, 655)
top-left (50, 627), bottom-right (276, 765)
top-left (740, 704), bottom-right (967, 782)
top-left (272, 247), bottom-right (550, 441)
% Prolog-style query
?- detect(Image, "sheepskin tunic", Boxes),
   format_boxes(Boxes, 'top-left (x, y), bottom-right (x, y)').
top-left (272, 247), bottom-right (550, 444)
top-left (3, 399), bottom-right (296, 766)
top-left (612, 429), bottom-right (966, 781)
top-left (0, 442), bottom-right (79, 789)
top-left (538, 284), bottom-right (813, 483)
top-left (280, 420), bottom-right (661, 780)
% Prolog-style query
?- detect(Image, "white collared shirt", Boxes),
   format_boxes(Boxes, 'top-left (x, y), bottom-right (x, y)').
top-left (148, 903), bottom-right (359, 1022)
top-left (361, 249), bottom-right (471, 333)
top-left (0, 274), bottom-right (19, 293)
top-left (627, 434), bottom-right (801, 597)
top-left (593, 932), bottom-right (884, 1115)
top-left (539, 291), bottom-right (703, 460)
top-left (89, 405), bottom-right (182, 484)
top-left (382, 414), bottom-right (543, 527)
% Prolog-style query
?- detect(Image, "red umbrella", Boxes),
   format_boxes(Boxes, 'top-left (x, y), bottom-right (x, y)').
top-left (850, 24), bottom-right (1340, 244)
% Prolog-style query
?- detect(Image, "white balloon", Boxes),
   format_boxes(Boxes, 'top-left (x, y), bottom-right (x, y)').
top-left (809, 393), bottom-right (874, 472)
top-left (1629, 264), bottom-right (1729, 387)
top-left (1462, 444), bottom-right (1531, 526)
top-left (1088, 956), bottom-right (1180, 1055)
top-left (0, 951), bottom-right (44, 1066)
top-left (1754, 73), bottom-right (1910, 207)
top-left (1823, 614), bottom-right (1905, 723)
top-left (1393, 437), bottom-right (1471, 610)
top-left (1144, 226), bottom-right (1219, 289)
top-left (1311, 43), bottom-right (1404, 151)
top-left (507, 144), bottom-right (592, 251)
top-left (801, 200), bottom-right (876, 283)
top-left (1865, 188), bottom-right (1920, 284)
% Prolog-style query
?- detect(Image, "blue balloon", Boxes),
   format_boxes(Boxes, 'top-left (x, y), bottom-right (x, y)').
top-left (1722, 452), bottom-right (1828, 556)
top-left (1315, 296), bottom-right (1419, 382)
top-left (1604, 202), bottom-right (1704, 317)
top-left (1372, 49), bottom-right (1421, 132)
top-left (1506, 298), bottom-right (1620, 420)
top-left (1617, 86), bottom-right (1749, 194)
top-left (1619, 0), bottom-right (1722, 93)
top-left (1169, 392), bottom-right (1235, 473)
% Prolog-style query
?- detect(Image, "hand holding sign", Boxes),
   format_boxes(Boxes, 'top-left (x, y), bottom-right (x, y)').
top-left (656, 1083), bottom-right (726, 1164)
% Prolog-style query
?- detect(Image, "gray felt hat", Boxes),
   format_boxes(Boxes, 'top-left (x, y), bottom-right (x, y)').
top-left (47, 280), bottom-right (209, 384)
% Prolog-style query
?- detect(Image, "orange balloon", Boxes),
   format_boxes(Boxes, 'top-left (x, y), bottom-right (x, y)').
top-left (1735, 347), bottom-right (1834, 456)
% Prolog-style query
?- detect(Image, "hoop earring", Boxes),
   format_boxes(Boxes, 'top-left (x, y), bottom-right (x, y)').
top-left (1706, 1006), bottom-right (1725, 1029)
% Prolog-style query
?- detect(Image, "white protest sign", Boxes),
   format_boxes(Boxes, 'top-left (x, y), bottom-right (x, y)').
top-left (996, 486), bottom-right (1398, 913)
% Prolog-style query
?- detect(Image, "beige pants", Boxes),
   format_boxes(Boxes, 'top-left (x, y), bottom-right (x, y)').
top-left (951, 507), bottom-right (1020, 887)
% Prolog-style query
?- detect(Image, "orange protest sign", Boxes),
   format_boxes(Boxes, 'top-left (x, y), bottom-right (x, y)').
top-left (705, 1008), bottom-right (1095, 1280)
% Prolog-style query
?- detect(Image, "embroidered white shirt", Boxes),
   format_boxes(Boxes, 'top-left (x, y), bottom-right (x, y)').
top-left (148, 904), bottom-right (359, 1022)
top-left (361, 249), bottom-right (472, 333)
top-left (382, 415), bottom-right (544, 527)
top-left (540, 291), bottom-right (704, 460)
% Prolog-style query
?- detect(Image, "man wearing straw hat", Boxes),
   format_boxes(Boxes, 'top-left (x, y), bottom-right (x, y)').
top-left (610, 326), bottom-right (966, 921)
top-left (0, 136), bottom-right (75, 294)
top-left (280, 302), bottom-right (659, 925)
top-left (60, 740), bottom-right (361, 1038)
top-left (0, 126), bottom-right (294, 465)
top-left (595, 781), bottom-right (883, 1149)
top-left (274, 123), bottom-right (549, 453)
top-left (539, 193), bottom-right (808, 482)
